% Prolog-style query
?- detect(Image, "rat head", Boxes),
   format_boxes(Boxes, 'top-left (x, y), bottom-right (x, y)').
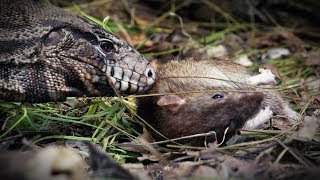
top-left (140, 91), bottom-right (264, 146)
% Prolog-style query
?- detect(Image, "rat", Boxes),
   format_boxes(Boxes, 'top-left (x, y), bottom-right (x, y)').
top-left (137, 58), bottom-right (299, 146)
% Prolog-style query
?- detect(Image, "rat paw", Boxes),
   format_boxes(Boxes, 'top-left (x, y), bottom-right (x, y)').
top-left (244, 106), bottom-right (273, 129)
top-left (248, 69), bottom-right (276, 85)
top-left (258, 68), bottom-right (276, 84)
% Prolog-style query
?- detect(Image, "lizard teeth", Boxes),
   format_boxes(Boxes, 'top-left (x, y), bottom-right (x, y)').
top-left (129, 84), bottom-right (138, 93)
top-left (119, 81), bottom-right (129, 92)
top-left (122, 69), bottom-right (132, 83)
top-left (137, 86), bottom-right (144, 93)
top-left (108, 77), bottom-right (133, 93)
top-left (130, 72), bottom-right (140, 85)
top-left (110, 66), bottom-right (123, 80)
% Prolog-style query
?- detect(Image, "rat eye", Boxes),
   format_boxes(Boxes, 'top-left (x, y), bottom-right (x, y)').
top-left (212, 93), bottom-right (224, 99)
top-left (100, 40), bottom-right (115, 52)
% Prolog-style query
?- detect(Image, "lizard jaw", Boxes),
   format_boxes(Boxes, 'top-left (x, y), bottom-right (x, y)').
top-left (107, 76), bottom-right (154, 94)
top-left (107, 62), bottom-right (155, 94)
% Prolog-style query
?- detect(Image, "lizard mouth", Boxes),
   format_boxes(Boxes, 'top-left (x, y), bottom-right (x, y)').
top-left (107, 63), bottom-right (155, 94)
top-left (94, 43), bottom-right (156, 94)
top-left (108, 77), bottom-right (153, 94)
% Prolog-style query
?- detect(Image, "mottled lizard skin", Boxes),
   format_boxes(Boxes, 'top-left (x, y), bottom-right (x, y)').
top-left (0, 0), bottom-right (156, 103)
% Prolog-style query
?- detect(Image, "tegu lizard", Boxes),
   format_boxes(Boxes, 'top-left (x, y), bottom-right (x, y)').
top-left (0, 0), bottom-right (155, 103)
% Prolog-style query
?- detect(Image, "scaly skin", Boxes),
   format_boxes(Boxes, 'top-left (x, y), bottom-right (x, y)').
top-left (0, 0), bottom-right (155, 103)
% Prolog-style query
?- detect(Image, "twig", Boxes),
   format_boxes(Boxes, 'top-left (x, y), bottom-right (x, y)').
top-left (153, 131), bottom-right (218, 145)
top-left (114, 130), bottom-right (219, 147)
top-left (275, 139), bottom-right (314, 167)
top-left (142, 0), bottom-right (194, 32)
top-left (202, 0), bottom-right (239, 24)
top-left (274, 146), bottom-right (289, 164)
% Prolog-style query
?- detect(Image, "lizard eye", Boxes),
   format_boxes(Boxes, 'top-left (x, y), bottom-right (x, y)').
top-left (100, 40), bottom-right (115, 53)
top-left (212, 93), bottom-right (224, 99)
top-left (44, 30), bottom-right (63, 45)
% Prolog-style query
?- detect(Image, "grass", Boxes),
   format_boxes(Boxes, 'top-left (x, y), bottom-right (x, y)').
top-left (200, 24), bottom-right (249, 45)
top-left (1, 0), bottom-right (319, 167)
top-left (0, 97), bottom-right (141, 160)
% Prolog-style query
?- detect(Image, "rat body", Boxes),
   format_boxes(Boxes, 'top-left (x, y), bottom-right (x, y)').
top-left (138, 58), bottom-right (299, 145)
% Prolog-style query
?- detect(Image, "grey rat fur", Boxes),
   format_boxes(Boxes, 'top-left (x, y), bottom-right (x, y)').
top-left (137, 58), bottom-right (299, 146)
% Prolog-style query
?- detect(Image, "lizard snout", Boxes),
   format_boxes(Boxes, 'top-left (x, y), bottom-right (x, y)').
top-left (107, 53), bottom-right (156, 94)
top-left (142, 63), bottom-right (156, 91)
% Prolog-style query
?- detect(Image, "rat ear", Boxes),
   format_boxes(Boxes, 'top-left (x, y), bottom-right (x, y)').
top-left (157, 95), bottom-right (186, 112)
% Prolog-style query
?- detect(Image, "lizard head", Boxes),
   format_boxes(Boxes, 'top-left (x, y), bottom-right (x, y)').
top-left (40, 21), bottom-right (156, 99)
top-left (92, 27), bottom-right (156, 94)
top-left (1, 0), bottom-right (155, 102)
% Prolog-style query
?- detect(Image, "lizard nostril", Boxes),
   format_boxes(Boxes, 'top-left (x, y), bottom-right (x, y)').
top-left (147, 69), bottom-right (153, 78)
top-left (145, 64), bottom-right (155, 79)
